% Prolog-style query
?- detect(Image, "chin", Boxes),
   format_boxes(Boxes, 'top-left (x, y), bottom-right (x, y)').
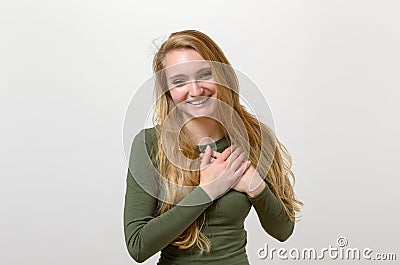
top-left (179, 108), bottom-right (215, 120)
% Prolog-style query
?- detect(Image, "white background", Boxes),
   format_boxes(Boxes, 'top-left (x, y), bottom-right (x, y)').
top-left (1, 0), bottom-right (399, 264)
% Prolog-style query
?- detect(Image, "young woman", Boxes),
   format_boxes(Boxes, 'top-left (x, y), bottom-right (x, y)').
top-left (123, 30), bottom-right (302, 264)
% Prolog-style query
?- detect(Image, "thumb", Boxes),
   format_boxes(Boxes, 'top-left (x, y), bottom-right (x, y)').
top-left (200, 145), bottom-right (212, 169)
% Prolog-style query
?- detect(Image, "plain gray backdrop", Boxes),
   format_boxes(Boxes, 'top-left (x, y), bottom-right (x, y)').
top-left (1, 0), bottom-right (399, 264)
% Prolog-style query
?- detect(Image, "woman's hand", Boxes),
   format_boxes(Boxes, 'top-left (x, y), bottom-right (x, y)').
top-left (232, 164), bottom-right (266, 197)
top-left (199, 145), bottom-right (251, 200)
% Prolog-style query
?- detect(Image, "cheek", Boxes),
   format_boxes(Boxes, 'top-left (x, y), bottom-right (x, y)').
top-left (169, 88), bottom-right (187, 105)
top-left (202, 81), bottom-right (217, 94)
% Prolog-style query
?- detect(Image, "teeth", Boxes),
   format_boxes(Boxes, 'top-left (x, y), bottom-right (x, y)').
top-left (188, 96), bottom-right (209, 105)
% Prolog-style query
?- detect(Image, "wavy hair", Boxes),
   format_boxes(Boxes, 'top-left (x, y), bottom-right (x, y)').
top-left (151, 29), bottom-right (303, 254)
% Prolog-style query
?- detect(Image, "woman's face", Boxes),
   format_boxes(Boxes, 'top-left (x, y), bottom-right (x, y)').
top-left (163, 48), bottom-right (217, 119)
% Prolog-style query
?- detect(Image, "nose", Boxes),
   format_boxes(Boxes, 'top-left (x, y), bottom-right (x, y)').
top-left (188, 80), bottom-right (203, 97)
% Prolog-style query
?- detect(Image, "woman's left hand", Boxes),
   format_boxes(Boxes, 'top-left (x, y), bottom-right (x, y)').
top-left (201, 150), bottom-right (266, 197)
top-left (232, 163), bottom-right (266, 197)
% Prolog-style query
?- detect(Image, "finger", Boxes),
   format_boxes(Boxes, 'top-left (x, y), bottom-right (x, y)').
top-left (200, 145), bottom-right (212, 168)
top-left (231, 163), bottom-right (249, 187)
top-left (219, 145), bottom-right (236, 161)
top-left (226, 147), bottom-right (243, 167)
top-left (230, 152), bottom-right (247, 171)
top-left (246, 160), bottom-right (252, 170)
top-left (234, 160), bottom-right (251, 178)
top-left (210, 149), bottom-right (217, 160)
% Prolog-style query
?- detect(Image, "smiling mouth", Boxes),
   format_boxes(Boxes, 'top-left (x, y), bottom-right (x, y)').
top-left (187, 95), bottom-right (211, 105)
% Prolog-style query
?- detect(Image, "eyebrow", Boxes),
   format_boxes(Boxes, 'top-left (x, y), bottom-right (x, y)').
top-left (167, 67), bottom-right (212, 80)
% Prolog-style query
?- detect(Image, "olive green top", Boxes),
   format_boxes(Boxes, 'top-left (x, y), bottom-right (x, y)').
top-left (123, 127), bottom-right (294, 264)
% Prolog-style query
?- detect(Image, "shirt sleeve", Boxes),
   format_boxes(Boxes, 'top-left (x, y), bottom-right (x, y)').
top-left (247, 181), bottom-right (295, 242)
top-left (123, 129), bottom-right (213, 263)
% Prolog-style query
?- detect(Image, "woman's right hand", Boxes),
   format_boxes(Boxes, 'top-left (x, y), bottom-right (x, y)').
top-left (199, 145), bottom-right (251, 200)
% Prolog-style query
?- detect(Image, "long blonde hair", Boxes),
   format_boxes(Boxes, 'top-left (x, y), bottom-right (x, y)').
top-left (151, 29), bottom-right (302, 254)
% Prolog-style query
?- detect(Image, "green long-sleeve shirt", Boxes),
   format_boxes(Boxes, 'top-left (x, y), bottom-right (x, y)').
top-left (123, 127), bottom-right (295, 264)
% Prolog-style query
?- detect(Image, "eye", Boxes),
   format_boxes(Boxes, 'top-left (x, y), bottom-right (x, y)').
top-left (172, 79), bottom-right (185, 86)
top-left (199, 70), bottom-right (212, 80)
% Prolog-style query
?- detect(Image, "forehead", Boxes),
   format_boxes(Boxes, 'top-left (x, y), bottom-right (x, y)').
top-left (163, 49), bottom-right (211, 77)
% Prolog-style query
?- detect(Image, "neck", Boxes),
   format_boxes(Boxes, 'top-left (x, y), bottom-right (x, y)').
top-left (183, 117), bottom-right (225, 146)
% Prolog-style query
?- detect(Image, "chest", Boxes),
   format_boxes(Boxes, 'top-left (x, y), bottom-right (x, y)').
top-left (205, 189), bottom-right (252, 227)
